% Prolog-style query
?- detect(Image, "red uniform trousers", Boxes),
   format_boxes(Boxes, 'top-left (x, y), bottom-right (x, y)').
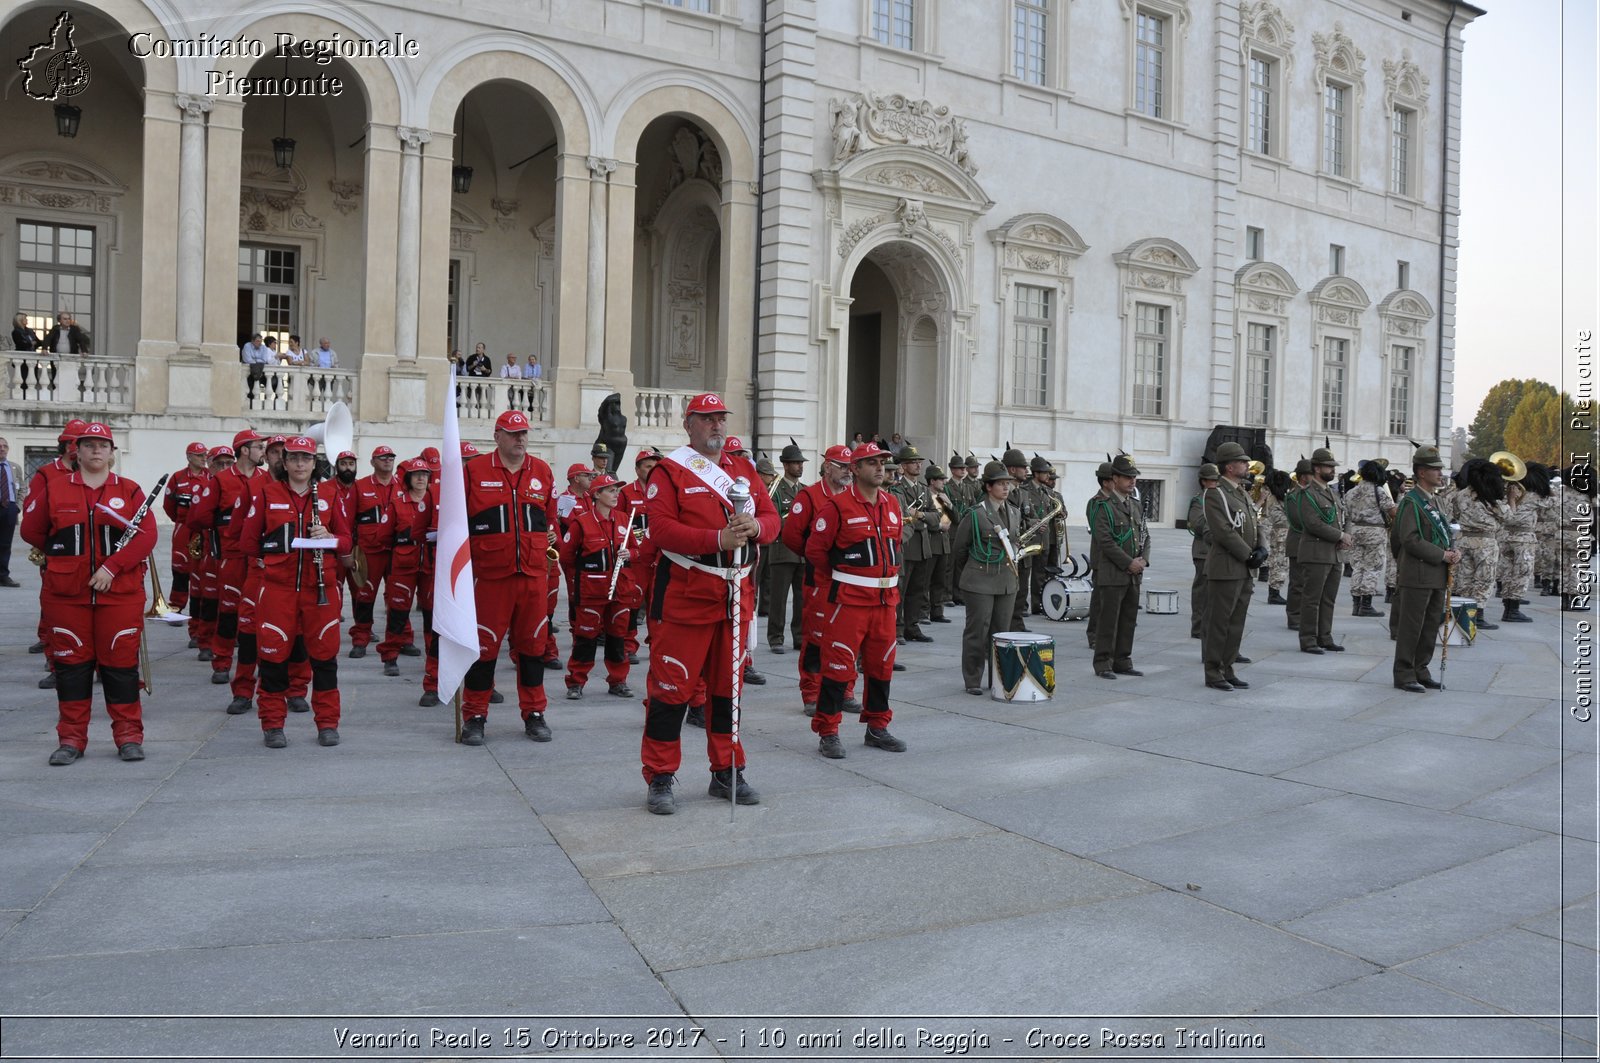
top-left (168, 535), bottom-right (192, 611)
top-left (798, 589), bottom-right (855, 706)
top-left (811, 600), bottom-right (896, 736)
top-left (378, 554), bottom-right (420, 662)
top-left (462, 571), bottom-right (549, 719)
top-left (230, 565), bottom-right (265, 698)
top-left (209, 556), bottom-right (250, 676)
top-left (45, 591), bottom-right (145, 750)
top-left (543, 555), bottom-right (561, 661)
top-left (567, 597), bottom-right (630, 689)
top-left (420, 576), bottom-right (439, 694)
top-left (641, 615), bottom-right (747, 780)
top-left (350, 550), bottom-right (413, 649)
top-left (188, 552), bottom-right (215, 644)
top-left (254, 580), bottom-right (342, 730)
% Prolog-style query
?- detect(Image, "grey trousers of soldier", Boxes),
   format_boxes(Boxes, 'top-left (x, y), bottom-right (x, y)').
top-left (1286, 558), bottom-right (1303, 629)
top-left (1190, 558), bottom-right (1208, 639)
top-left (1009, 557), bottom-right (1033, 629)
top-left (1299, 562), bottom-right (1340, 649)
top-left (1030, 553), bottom-right (1052, 613)
top-left (962, 589), bottom-right (1016, 689)
top-left (898, 557), bottom-right (932, 637)
top-left (928, 554), bottom-right (949, 620)
top-left (1092, 580), bottom-right (1139, 673)
top-left (1393, 587), bottom-right (1446, 685)
top-left (765, 560), bottom-right (804, 649)
top-left (1204, 578), bottom-right (1250, 683)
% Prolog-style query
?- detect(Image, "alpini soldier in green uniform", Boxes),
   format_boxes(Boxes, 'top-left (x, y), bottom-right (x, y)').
top-left (1027, 454), bottom-right (1063, 614)
top-left (1203, 443), bottom-right (1265, 691)
top-left (1187, 463), bottom-right (1219, 640)
top-left (953, 462), bottom-right (1021, 695)
top-left (890, 447), bottom-right (940, 642)
top-left (1294, 448), bottom-right (1352, 653)
top-left (1002, 448), bottom-right (1036, 631)
top-left (1083, 462), bottom-right (1113, 649)
top-left (765, 441), bottom-right (808, 653)
top-left (1390, 444), bottom-right (1460, 692)
top-left (925, 464), bottom-right (953, 624)
top-left (1089, 454), bottom-right (1151, 678)
top-left (1284, 458), bottom-right (1312, 630)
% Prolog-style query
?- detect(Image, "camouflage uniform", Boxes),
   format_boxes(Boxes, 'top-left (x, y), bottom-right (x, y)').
top-left (1260, 491), bottom-right (1289, 593)
top-left (1535, 486), bottom-right (1562, 592)
top-left (1342, 481), bottom-right (1395, 597)
top-left (1448, 490), bottom-right (1504, 606)
top-left (1497, 489), bottom-right (1538, 601)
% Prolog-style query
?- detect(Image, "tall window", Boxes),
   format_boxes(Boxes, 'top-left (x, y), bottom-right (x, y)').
top-left (1134, 10), bottom-right (1167, 118)
top-left (1323, 82), bottom-right (1349, 176)
top-left (1247, 55), bottom-right (1275, 154)
top-left (1391, 106), bottom-right (1413, 195)
top-left (1245, 226), bottom-right (1264, 261)
top-left (18, 221), bottom-right (95, 337)
top-left (1397, 260), bottom-right (1410, 290)
top-left (1244, 323), bottom-right (1273, 425)
top-left (1132, 302), bottom-right (1167, 416)
top-left (871, 0), bottom-right (915, 49)
top-left (1012, 284), bottom-right (1051, 406)
top-left (1389, 345), bottom-right (1413, 436)
top-left (1321, 337), bottom-right (1347, 432)
top-left (1329, 244), bottom-right (1345, 276)
top-left (1013, 0), bottom-right (1048, 84)
top-left (238, 244), bottom-right (299, 339)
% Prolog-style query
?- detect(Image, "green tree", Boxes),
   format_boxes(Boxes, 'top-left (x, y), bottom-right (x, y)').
top-left (1466, 378), bottom-right (1557, 457)
top-left (1505, 389), bottom-right (1593, 467)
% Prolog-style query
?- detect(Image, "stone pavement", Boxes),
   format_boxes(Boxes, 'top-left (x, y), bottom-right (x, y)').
top-left (0, 529), bottom-right (1594, 1062)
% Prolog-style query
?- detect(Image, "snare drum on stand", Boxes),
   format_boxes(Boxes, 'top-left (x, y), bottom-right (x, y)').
top-left (1144, 589), bottom-right (1179, 614)
top-left (991, 632), bottom-right (1056, 701)
top-left (1444, 596), bottom-right (1478, 646)
top-left (1040, 577), bottom-right (1092, 621)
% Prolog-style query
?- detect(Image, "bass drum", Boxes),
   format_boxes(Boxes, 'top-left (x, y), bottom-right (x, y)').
top-left (1040, 576), bottom-right (1092, 621)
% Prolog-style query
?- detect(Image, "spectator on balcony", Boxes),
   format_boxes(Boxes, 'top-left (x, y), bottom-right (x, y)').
top-left (281, 335), bottom-right (306, 366)
top-left (500, 353), bottom-right (523, 379)
top-left (528, 354), bottom-right (543, 382)
top-left (314, 337), bottom-right (339, 369)
top-left (465, 343), bottom-right (491, 377)
top-left (44, 311), bottom-right (90, 355)
top-left (11, 313), bottom-right (40, 353)
top-left (447, 348), bottom-right (463, 375)
top-left (241, 332), bottom-right (273, 399)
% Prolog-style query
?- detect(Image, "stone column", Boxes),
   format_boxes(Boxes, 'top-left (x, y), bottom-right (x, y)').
top-left (358, 123), bottom-right (402, 423)
top-left (719, 178), bottom-right (758, 427)
top-left (394, 126), bottom-right (431, 365)
top-left (200, 97), bottom-right (245, 417)
top-left (135, 90), bottom-right (180, 415)
top-left (174, 94), bottom-right (211, 356)
top-left (549, 153), bottom-right (594, 429)
top-left (584, 156), bottom-right (615, 380)
top-left (601, 160), bottom-right (637, 381)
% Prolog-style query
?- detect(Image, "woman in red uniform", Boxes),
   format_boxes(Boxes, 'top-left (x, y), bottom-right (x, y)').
top-left (162, 441), bottom-right (209, 620)
top-left (379, 457), bottom-right (433, 677)
top-left (21, 422), bottom-right (158, 764)
top-left (560, 474), bottom-right (643, 699)
top-left (236, 436), bottom-right (353, 748)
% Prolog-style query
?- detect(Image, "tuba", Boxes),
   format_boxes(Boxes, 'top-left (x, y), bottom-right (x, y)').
top-left (1490, 451), bottom-right (1527, 483)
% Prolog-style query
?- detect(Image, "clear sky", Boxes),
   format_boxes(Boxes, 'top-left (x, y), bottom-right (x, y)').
top-left (1454, 0), bottom-right (1597, 429)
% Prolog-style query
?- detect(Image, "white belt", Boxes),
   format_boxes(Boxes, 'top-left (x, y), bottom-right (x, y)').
top-left (664, 550), bottom-right (750, 581)
top-left (829, 570), bottom-right (898, 589)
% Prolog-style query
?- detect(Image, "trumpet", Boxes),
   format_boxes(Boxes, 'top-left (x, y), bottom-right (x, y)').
top-left (931, 490), bottom-right (954, 531)
top-left (187, 531), bottom-right (204, 560)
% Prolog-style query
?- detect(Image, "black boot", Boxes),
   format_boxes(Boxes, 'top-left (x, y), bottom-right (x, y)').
top-left (1563, 595), bottom-right (1585, 612)
top-left (1502, 599), bottom-right (1533, 623)
top-left (1351, 596), bottom-right (1363, 617)
top-left (1356, 595), bottom-right (1384, 618)
top-left (1475, 607), bottom-right (1498, 631)
top-left (1267, 588), bottom-right (1286, 605)
top-left (1384, 587), bottom-right (1394, 604)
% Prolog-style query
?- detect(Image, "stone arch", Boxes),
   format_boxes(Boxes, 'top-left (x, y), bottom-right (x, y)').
top-left (422, 42), bottom-right (596, 157)
top-left (2, 0), bottom-right (179, 94)
top-left (610, 77), bottom-right (757, 180)
top-left (646, 177), bottom-right (722, 391)
top-left (1114, 236), bottom-right (1201, 278)
top-left (1308, 274), bottom-right (1372, 311)
top-left (1377, 288), bottom-right (1433, 320)
top-left (206, 9), bottom-right (404, 128)
top-left (989, 212), bottom-right (1089, 258)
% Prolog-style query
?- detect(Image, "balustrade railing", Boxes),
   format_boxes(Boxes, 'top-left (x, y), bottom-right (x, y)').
top-left (455, 377), bottom-right (551, 426)
top-left (243, 365), bottom-right (357, 416)
top-left (1, 354), bottom-right (133, 409)
top-left (634, 388), bottom-right (698, 429)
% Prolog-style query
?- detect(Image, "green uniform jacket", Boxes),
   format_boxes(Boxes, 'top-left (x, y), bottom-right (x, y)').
top-left (1390, 488), bottom-right (1453, 589)
top-left (1084, 488), bottom-right (1109, 570)
top-left (1294, 480), bottom-right (1343, 564)
top-left (1089, 491), bottom-right (1150, 587)
top-left (891, 480), bottom-right (942, 562)
top-left (1203, 480), bottom-right (1261, 579)
top-left (766, 477), bottom-right (804, 564)
top-left (952, 499), bottom-right (1020, 596)
top-left (1284, 485), bottom-right (1304, 557)
top-left (1187, 492), bottom-right (1210, 560)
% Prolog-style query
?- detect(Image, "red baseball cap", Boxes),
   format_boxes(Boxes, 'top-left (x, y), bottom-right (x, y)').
top-left (459, 441), bottom-right (479, 458)
top-left (77, 422), bottom-right (115, 446)
top-left (635, 448), bottom-right (660, 466)
top-left (400, 457), bottom-right (431, 476)
top-left (419, 446), bottom-right (440, 462)
top-left (266, 435), bottom-right (288, 448)
top-left (232, 428), bottom-right (262, 449)
top-left (59, 418), bottom-right (89, 443)
top-left (588, 473), bottom-right (621, 496)
top-left (336, 450), bottom-right (356, 462)
top-left (371, 445), bottom-right (396, 459)
top-left (283, 436), bottom-right (317, 455)
top-left (208, 445), bottom-right (235, 460)
top-left (495, 410), bottom-right (531, 434)
top-left (186, 441), bottom-right (207, 456)
top-left (823, 444), bottom-right (854, 465)
top-left (566, 463), bottom-right (593, 481)
top-left (851, 441), bottom-right (889, 463)
top-left (685, 393), bottom-right (730, 416)
top-left (424, 453), bottom-right (442, 472)
top-left (725, 435), bottom-right (746, 454)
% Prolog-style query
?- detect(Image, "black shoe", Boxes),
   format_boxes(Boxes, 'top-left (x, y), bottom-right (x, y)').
top-left (742, 668), bottom-right (767, 686)
top-left (1205, 679), bottom-right (1234, 692)
top-left (1357, 596), bottom-right (1385, 617)
top-left (646, 773), bottom-right (677, 815)
top-left (187, 637), bottom-right (199, 649)
top-left (627, 653), bottom-right (640, 665)
top-left (419, 691), bottom-right (441, 707)
top-left (210, 670), bottom-right (229, 685)
top-left (348, 645), bottom-right (367, 659)
top-left (1319, 643), bottom-right (1345, 652)
top-left (907, 632), bottom-right (934, 643)
top-left (1301, 646), bottom-right (1325, 655)
top-left (1115, 668), bottom-right (1144, 677)
top-left (1225, 676), bottom-right (1250, 689)
top-left (892, 662), bottom-right (906, 672)
top-left (197, 648), bottom-right (214, 661)
top-left (524, 713), bottom-right (552, 742)
top-left (1286, 623), bottom-right (1299, 631)
top-left (383, 660), bottom-right (400, 677)
top-left (1502, 601), bottom-right (1533, 623)
top-left (966, 686), bottom-right (985, 696)
top-left (864, 727), bottom-right (907, 752)
top-left (1266, 589), bottom-right (1287, 605)
top-left (489, 690), bottom-right (505, 704)
top-left (1096, 670), bottom-right (1117, 679)
top-left (287, 697), bottom-right (310, 714)
top-left (1475, 609), bottom-right (1499, 630)
top-left (685, 704), bottom-right (705, 729)
top-left (263, 728), bottom-right (287, 749)
top-left (769, 644), bottom-right (785, 654)
top-left (708, 768), bottom-right (760, 804)
top-left (225, 695), bottom-right (252, 715)
top-left (608, 683), bottom-right (633, 698)
top-left (48, 745), bottom-right (82, 766)
top-left (542, 656), bottom-right (561, 669)
top-left (1394, 681), bottom-right (1426, 693)
top-left (28, 640), bottom-right (45, 653)
top-left (1233, 655), bottom-right (1251, 665)
top-left (802, 702), bottom-right (816, 717)
top-left (460, 716), bottom-right (486, 745)
top-left (818, 734), bottom-right (846, 759)
top-left (398, 644), bottom-right (422, 657)
top-left (930, 616), bottom-right (951, 624)
top-left (117, 742), bottom-right (144, 762)
top-left (38, 672), bottom-right (55, 689)
top-left (1419, 678), bottom-right (1442, 689)
top-left (317, 728), bottom-right (340, 746)
top-left (566, 685), bottom-right (583, 700)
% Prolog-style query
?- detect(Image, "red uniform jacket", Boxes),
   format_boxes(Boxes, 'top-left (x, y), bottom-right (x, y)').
top-left (390, 490), bottom-right (433, 575)
top-left (237, 480), bottom-right (353, 590)
top-left (185, 464), bottom-right (267, 559)
top-left (805, 484), bottom-right (903, 607)
top-left (329, 478), bottom-right (356, 527)
top-left (783, 479), bottom-right (843, 589)
top-left (420, 480), bottom-right (441, 581)
top-left (463, 451), bottom-right (557, 579)
top-left (560, 504), bottom-right (643, 609)
top-left (163, 466), bottom-right (209, 552)
top-left (21, 470), bottom-right (158, 599)
top-left (643, 451), bottom-right (780, 622)
top-left (351, 475), bottom-right (398, 553)
top-left (27, 456), bottom-right (73, 501)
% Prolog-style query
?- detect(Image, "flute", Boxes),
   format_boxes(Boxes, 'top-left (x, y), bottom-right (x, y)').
top-left (606, 505), bottom-right (636, 602)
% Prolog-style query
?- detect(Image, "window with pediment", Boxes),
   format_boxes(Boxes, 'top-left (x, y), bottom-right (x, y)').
top-left (1308, 275), bottom-right (1371, 437)
top-left (990, 214), bottom-right (1087, 410)
top-left (1377, 289), bottom-right (1434, 438)
top-left (1234, 261), bottom-right (1298, 428)
top-left (1240, 1), bottom-right (1295, 159)
top-left (1313, 23), bottom-right (1366, 182)
top-left (1114, 237), bottom-right (1198, 419)
top-left (1384, 50), bottom-right (1430, 199)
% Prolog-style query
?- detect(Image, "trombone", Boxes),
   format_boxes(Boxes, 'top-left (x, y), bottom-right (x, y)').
top-left (139, 561), bottom-right (181, 693)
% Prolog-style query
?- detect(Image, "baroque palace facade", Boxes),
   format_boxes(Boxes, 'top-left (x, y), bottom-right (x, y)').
top-left (0, 0), bottom-right (1479, 524)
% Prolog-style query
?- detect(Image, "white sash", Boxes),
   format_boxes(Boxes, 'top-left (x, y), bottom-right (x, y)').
top-left (665, 445), bottom-right (754, 515)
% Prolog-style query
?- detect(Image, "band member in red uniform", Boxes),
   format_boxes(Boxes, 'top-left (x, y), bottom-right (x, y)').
top-left (545, 463), bottom-right (592, 664)
top-left (162, 441), bottom-right (209, 617)
top-left (237, 436), bottom-right (353, 748)
top-left (379, 457), bottom-right (433, 677)
top-left (28, 419), bottom-right (88, 686)
top-left (560, 474), bottom-right (643, 699)
top-left (21, 422), bottom-right (158, 764)
top-left (186, 429), bottom-right (266, 701)
top-left (618, 448), bottom-right (660, 665)
top-left (804, 442), bottom-right (909, 758)
top-left (189, 445), bottom-right (234, 660)
top-left (420, 442), bottom-right (479, 707)
top-left (349, 445), bottom-right (403, 657)
top-left (786, 445), bottom-right (856, 716)
top-left (330, 450), bottom-right (358, 523)
top-left (459, 411), bottom-right (558, 745)
top-left (639, 393), bottom-right (779, 814)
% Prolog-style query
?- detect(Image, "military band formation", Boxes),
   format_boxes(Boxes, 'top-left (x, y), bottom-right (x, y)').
top-left (20, 407), bottom-right (1592, 814)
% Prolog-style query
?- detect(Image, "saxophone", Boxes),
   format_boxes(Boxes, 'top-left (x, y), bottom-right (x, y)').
top-left (1016, 498), bottom-right (1065, 559)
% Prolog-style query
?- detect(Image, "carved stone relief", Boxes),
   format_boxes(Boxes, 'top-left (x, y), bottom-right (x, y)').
top-left (829, 92), bottom-right (978, 176)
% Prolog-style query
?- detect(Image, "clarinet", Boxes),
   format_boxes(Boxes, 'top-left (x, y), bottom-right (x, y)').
top-left (309, 480), bottom-right (328, 606)
top-left (110, 473), bottom-right (171, 554)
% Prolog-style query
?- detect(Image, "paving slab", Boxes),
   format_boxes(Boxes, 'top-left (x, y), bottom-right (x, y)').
top-left (999, 696), bottom-right (1260, 746)
top-left (1135, 716), bottom-right (1402, 775)
top-left (1397, 926), bottom-right (1599, 1017)
top-left (1098, 794), bottom-right (1540, 924)
top-left (1278, 730), bottom-right (1565, 810)
top-left (1348, 688), bottom-right (1553, 740)
top-left (1520, 893), bottom-right (1599, 949)
top-left (1456, 753), bottom-right (1598, 839)
top-left (0, 831), bottom-right (101, 909)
